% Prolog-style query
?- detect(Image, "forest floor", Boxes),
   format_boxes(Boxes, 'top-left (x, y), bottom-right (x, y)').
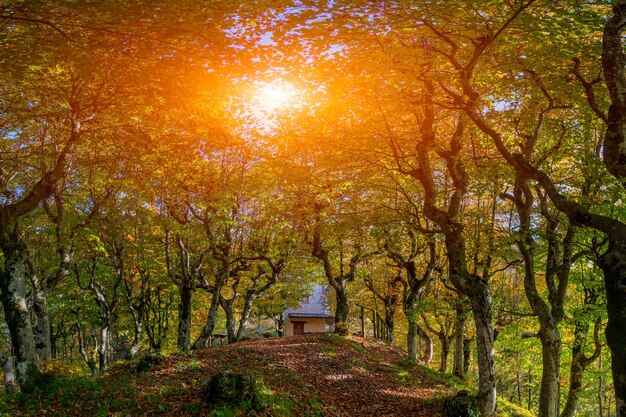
top-left (2, 333), bottom-right (531, 417)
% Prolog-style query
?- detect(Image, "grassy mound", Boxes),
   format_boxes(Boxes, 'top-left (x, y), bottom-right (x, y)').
top-left (1, 334), bottom-right (529, 416)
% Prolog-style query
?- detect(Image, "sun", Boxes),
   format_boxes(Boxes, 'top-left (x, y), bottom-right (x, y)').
top-left (253, 81), bottom-right (296, 113)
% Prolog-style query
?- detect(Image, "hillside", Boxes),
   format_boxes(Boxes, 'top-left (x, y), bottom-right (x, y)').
top-left (3, 334), bottom-right (454, 416)
top-left (3, 333), bottom-right (534, 417)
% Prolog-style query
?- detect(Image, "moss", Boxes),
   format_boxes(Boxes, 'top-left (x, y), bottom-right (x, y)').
top-left (443, 391), bottom-right (480, 417)
top-left (133, 353), bottom-right (164, 373)
top-left (323, 333), bottom-right (366, 353)
top-left (496, 399), bottom-right (536, 417)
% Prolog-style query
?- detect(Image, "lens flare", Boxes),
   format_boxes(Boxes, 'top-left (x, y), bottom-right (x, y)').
top-left (254, 82), bottom-right (295, 113)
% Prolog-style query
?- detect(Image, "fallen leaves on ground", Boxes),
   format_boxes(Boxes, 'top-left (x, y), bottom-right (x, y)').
top-left (8, 333), bottom-right (453, 417)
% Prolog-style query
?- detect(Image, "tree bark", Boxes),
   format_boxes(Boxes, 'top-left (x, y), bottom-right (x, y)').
top-left (165, 230), bottom-right (204, 352)
top-left (0, 353), bottom-right (18, 394)
top-left (463, 337), bottom-right (471, 374)
top-left (193, 289), bottom-right (221, 349)
top-left (236, 292), bottom-right (256, 340)
top-left (408, 95), bottom-right (496, 414)
top-left (274, 314), bottom-right (284, 336)
top-left (453, 304), bottom-right (466, 378)
top-left (333, 282), bottom-right (350, 334)
top-left (220, 296), bottom-right (237, 343)
top-left (561, 319), bottom-right (601, 417)
top-left (177, 285), bottom-right (193, 352)
top-left (455, 5), bottom-right (626, 413)
top-left (127, 319), bottom-right (143, 359)
top-left (466, 277), bottom-right (497, 416)
top-left (599, 239), bottom-right (626, 417)
top-left (599, 356), bottom-right (605, 417)
top-left (439, 335), bottom-right (450, 373)
top-left (0, 234), bottom-right (41, 392)
top-left (365, 273), bottom-right (400, 343)
top-left (31, 284), bottom-right (52, 361)
top-left (395, 239), bottom-right (436, 363)
top-left (123, 269), bottom-right (150, 359)
top-left (407, 319), bottom-right (418, 363)
top-left (144, 287), bottom-right (171, 352)
top-left (76, 325), bottom-right (97, 373)
top-left (416, 323), bottom-right (433, 366)
top-left (423, 315), bottom-right (452, 374)
top-left (98, 323), bottom-right (109, 371)
top-left (511, 176), bottom-right (571, 417)
top-left (538, 324), bottom-right (561, 417)
top-left (0, 96), bottom-right (81, 392)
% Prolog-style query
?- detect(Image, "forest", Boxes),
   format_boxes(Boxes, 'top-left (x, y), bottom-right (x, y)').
top-left (0, 1), bottom-right (625, 416)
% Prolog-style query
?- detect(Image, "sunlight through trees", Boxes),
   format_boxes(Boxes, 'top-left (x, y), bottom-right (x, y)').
top-left (0, 1), bottom-right (624, 416)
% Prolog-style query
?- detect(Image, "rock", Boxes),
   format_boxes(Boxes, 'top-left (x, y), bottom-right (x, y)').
top-left (134, 353), bottom-right (163, 373)
top-left (200, 371), bottom-right (258, 408)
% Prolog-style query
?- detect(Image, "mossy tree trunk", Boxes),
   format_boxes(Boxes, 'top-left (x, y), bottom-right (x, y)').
top-left (0, 226), bottom-right (41, 392)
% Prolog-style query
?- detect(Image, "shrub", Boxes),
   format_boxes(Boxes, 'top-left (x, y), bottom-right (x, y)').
top-left (200, 372), bottom-right (258, 408)
top-left (134, 353), bottom-right (163, 373)
top-left (443, 391), bottom-right (480, 417)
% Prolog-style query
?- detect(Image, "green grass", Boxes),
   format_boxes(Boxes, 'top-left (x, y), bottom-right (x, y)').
top-left (398, 359), bottom-right (465, 390)
top-left (1, 334), bottom-right (533, 417)
top-left (323, 333), bottom-right (367, 354)
top-left (388, 362), bottom-right (420, 388)
top-left (322, 346), bottom-right (336, 357)
top-left (393, 360), bottom-right (533, 417)
top-left (207, 380), bottom-right (326, 417)
top-left (175, 358), bottom-right (200, 371)
top-left (497, 399), bottom-right (536, 417)
top-left (1, 375), bottom-right (107, 417)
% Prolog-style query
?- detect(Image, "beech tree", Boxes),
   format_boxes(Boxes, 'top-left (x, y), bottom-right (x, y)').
top-left (383, 227), bottom-right (438, 362)
top-left (1, 2), bottom-right (624, 415)
top-left (385, 2), bottom-right (625, 415)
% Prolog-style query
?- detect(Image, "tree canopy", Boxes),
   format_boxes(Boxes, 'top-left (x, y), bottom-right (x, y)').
top-left (1, 1), bottom-right (625, 416)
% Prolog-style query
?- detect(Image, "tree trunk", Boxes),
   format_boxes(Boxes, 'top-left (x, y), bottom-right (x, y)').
top-left (453, 304), bottom-right (466, 378)
top-left (415, 322), bottom-right (433, 365)
top-left (77, 327), bottom-right (97, 374)
top-left (177, 285), bottom-right (193, 352)
top-left (275, 315), bottom-right (284, 336)
top-left (333, 282), bottom-right (350, 334)
top-left (599, 240), bottom-right (626, 417)
top-left (193, 290), bottom-right (221, 349)
top-left (0, 353), bottom-right (18, 394)
top-left (468, 281), bottom-right (497, 416)
top-left (445, 228), bottom-right (496, 415)
top-left (561, 354), bottom-right (585, 417)
top-left (145, 287), bottom-right (171, 352)
top-left (127, 319), bottom-right (143, 359)
top-left (463, 337), bottom-right (471, 374)
top-left (538, 324), bottom-right (561, 417)
top-left (407, 318), bottom-right (418, 362)
top-left (0, 237), bottom-right (41, 392)
top-left (32, 284), bottom-right (52, 361)
top-left (98, 323), bottom-right (109, 371)
top-left (220, 297), bottom-right (237, 343)
top-left (384, 307), bottom-right (395, 343)
top-left (599, 356), bottom-right (605, 417)
top-left (381, 290), bottom-right (398, 343)
top-left (426, 190), bottom-right (496, 415)
top-left (439, 335), bottom-right (450, 373)
top-left (561, 314), bottom-right (601, 417)
top-left (236, 293), bottom-right (256, 340)
top-left (403, 289), bottom-right (420, 363)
